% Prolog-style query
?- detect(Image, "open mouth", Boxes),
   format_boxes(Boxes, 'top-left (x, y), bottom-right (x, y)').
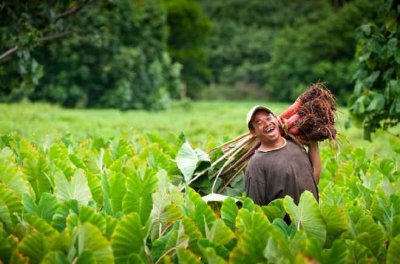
top-left (264, 126), bottom-right (275, 134)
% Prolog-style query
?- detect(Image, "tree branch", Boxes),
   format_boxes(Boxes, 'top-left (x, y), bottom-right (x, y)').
top-left (0, 1), bottom-right (89, 63)
top-left (0, 46), bottom-right (18, 62)
top-left (54, 1), bottom-right (88, 22)
top-left (40, 30), bottom-right (73, 42)
top-left (0, 31), bottom-right (73, 63)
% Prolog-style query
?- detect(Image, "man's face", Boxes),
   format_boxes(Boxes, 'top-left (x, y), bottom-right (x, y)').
top-left (250, 110), bottom-right (281, 144)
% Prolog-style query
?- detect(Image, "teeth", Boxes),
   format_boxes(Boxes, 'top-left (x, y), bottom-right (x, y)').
top-left (265, 126), bottom-right (274, 133)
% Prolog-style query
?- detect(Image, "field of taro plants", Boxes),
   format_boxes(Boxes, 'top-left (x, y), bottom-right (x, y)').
top-left (0, 130), bottom-right (400, 263)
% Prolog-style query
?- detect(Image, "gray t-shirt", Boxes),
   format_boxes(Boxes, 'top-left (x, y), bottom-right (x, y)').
top-left (245, 140), bottom-right (319, 205)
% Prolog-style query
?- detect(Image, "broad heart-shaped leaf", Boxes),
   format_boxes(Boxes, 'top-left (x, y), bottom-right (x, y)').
top-left (205, 218), bottom-right (235, 246)
top-left (283, 191), bottom-right (326, 245)
top-left (229, 209), bottom-right (271, 263)
top-left (387, 234), bottom-right (400, 264)
top-left (263, 225), bottom-right (292, 263)
top-left (66, 206), bottom-right (107, 235)
top-left (152, 221), bottom-right (190, 262)
top-left (41, 251), bottom-right (69, 264)
top-left (108, 171), bottom-right (127, 215)
top-left (24, 193), bottom-right (59, 223)
top-left (198, 244), bottom-right (227, 264)
top-left (262, 199), bottom-right (286, 223)
top-left (354, 214), bottom-right (386, 258)
top-left (111, 212), bottom-right (150, 263)
top-left (176, 141), bottom-right (210, 183)
top-left (150, 170), bottom-right (182, 241)
top-left (184, 188), bottom-right (217, 236)
top-left (345, 240), bottom-right (376, 263)
top-left (320, 204), bottom-right (348, 245)
top-left (221, 198), bottom-right (239, 231)
top-left (52, 200), bottom-right (80, 232)
top-left (0, 148), bottom-right (32, 196)
top-left (321, 239), bottom-right (348, 264)
top-left (0, 183), bottom-right (23, 230)
top-left (0, 201), bottom-right (12, 230)
top-left (23, 214), bottom-right (59, 241)
top-left (197, 239), bottom-right (230, 260)
top-left (122, 165), bottom-right (158, 225)
top-left (55, 169), bottom-right (92, 205)
top-left (17, 232), bottom-right (49, 263)
top-left (71, 223), bottom-right (113, 264)
top-left (289, 230), bottom-right (323, 262)
top-left (389, 215), bottom-right (400, 238)
top-left (177, 248), bottom-right (202, 264)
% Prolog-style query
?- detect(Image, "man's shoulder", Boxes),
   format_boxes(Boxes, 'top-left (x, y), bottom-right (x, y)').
top-left (286, 139), bottom-right (306, 152)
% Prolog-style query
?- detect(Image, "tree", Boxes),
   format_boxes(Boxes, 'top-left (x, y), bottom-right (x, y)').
top-left (164, 0), bottom-right (211, 98)
top-left (0, 0), bottom-right (90, 101)
top-left (266, 0), bottom-right (379, 103)
top-left (0, 0), bottom-right (182, 110)
top-left (349, 0), bottom-right (400, 140)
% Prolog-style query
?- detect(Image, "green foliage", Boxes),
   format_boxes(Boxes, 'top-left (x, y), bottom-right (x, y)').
top-left (267, 0), bottom-right (379, 103)
top-left (1, 0), bottom-right (182, 110)
top-left (0, 107), bottom-right (400, 262)
top-left (165, 0), bottom-right (211, 98)
top-left (349, 0), bottom-right (400, 139)
top-left (201, 0), bottom-right (290, 91)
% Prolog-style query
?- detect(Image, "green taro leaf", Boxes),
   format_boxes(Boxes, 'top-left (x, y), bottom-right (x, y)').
top-left (86, 172), bottom-right (103, 207)
top-left (263, 226), bottom-right (292, 263)
top-left (198, 239), bottom-right (230, 260)
top-left (177, 248), bottom-right (201, 264)
top-left (0, 184), bottom-right (23, 228)
top-left (153, 221), bottom-right (189, 262)
top-left (283, 191), bottom-right (326, 245)
top-left (17, 232), bottom-right (49, 263)
top-left (221, 198), bottom-right (239, 231)
top-left (0, 201), bottom-right (12, 229)
top-left (184, 188), bottom-right (217, 236)
top-left (320, 205), bottom-right (348, 237)
top-left (41, 251), bottom-right (69, 264)
top-left (345, 240), bottom-right (376, 263)
top-left (387, 234), bottom-right (400, 264)
top-left (206, 218), bottom-right (235, 246)
top-left (176, 141), bottom-right (210, 183)
top-left (23, 193), bottom-right (59, 223)
top-left (0, 148), bottom-right (32, 196)
top-left (108, 171), bottom-right (127, 215)
top-left (229, 209), bottom-right (271, 263)
top-left (321, 239), bottom-right (348, 264)
top-left (355, 215), bottom-right (386, 258)
top-left (52, 200), bottom-right (79, 231)
top-left (73, 223), bottom-right (114, 264)
top-left (67, 206), bottom-right (107, 234)
top-left (198, 245), bottom-right (227, 264)
top-left (55, 169), bottom-right (92, 205)
top-left (122, 165), bottom-right (158, 225)
top-left (111, 213), bottom-right (150, 263)
top-left (24, 214), bottom-right (59, 241)
top-left (150, 170), bottom-right (182, 241)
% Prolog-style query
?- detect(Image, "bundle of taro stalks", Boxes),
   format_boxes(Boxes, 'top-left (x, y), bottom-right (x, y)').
top-left (207, 83), bottom-right (336, 194)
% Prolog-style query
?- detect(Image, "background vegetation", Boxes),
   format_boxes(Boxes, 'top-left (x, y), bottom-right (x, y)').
top-left (1, 0), bottom-right (399, 138)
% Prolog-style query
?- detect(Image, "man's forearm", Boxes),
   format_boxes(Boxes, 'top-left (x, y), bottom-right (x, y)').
top-left (308, 142), bottom-right (321, 183)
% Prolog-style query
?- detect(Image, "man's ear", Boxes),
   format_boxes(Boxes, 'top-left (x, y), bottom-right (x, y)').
top-left (249, 128), bottom-right (256, 136)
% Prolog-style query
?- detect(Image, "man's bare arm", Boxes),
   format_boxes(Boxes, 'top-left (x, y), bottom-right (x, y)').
top-left (308, 141), bottom-right (321, 184)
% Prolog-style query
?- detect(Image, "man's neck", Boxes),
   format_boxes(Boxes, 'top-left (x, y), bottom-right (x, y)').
top-left (258, 137), bottom-right (286, 152)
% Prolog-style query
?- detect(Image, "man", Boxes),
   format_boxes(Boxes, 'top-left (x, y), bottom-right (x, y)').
top-left (245, 105), bottom-right (321, 206)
